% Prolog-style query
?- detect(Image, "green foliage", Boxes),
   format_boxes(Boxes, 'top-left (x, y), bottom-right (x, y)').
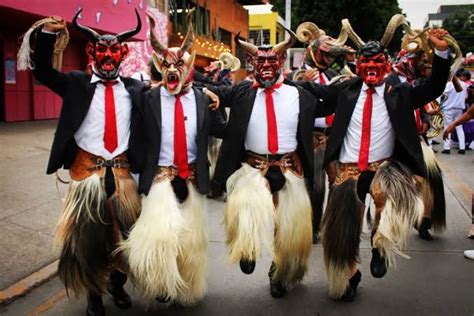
top-left (442, 8), bottom-right (474, 55)
top-left (271, 0), bottom-right (403, 53)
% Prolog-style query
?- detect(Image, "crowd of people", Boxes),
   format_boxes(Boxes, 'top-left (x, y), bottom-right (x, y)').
top-left (17, 7), bottom-right (473, 316)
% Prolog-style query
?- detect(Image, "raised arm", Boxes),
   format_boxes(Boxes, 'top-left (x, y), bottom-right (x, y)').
top-left (204, 84), bottom-right (235, 108)
top-left (410, 29), bottom-right (451, 109)
top-left (32, 18), bottom-right (70, 97)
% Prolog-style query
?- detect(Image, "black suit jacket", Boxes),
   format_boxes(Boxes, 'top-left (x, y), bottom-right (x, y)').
top-left (138, 86), bottom-right (226, 195)
top-left (324, 54), bottom-right (450, 177)
top-left (32, 32), bottom-right (146, 174)
top-left (208, 80), bottom-right (337, 188)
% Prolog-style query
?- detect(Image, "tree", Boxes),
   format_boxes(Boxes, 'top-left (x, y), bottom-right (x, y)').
top-left (271, 0), bottom-right (403, 53)
top-left (442, 8), bottom-right (474, 55)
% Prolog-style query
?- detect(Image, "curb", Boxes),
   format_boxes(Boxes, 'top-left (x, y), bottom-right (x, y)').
top-left (0, 260), bottom-right (58, 306)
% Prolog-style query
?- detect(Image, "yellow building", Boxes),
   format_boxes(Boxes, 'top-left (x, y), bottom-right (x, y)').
top-left (245, 4), bottom-right (285, 46)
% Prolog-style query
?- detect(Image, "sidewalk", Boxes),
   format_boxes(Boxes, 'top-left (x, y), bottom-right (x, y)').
top-left (0, 121), bottom-right (473, 315)
top-left (0, 121), bottom-right (64, 291)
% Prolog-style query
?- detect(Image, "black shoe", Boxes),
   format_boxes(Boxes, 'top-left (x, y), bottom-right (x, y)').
top-left (270, 280), bottom-right (287, 298)
top-left (109, 287), bottom-right (132, 309)
top-left (458, 149), bottom-right (466, 155)
top-left (86, 294), bottom-right (105, 316)
top-left (207, 181), bottom-right (224, 199)
top-left (156, 294), bottom-right (171, 303)
top-left (417, 217), bottom-right (433, 241)
top-left (370, 248), bottom-right (387, 278)
top-left (441, 149), bottom-right (451, 154)
top-left (340, 270), bottom-right (362, 302)
top-left (432, 140), bottom-right (440, 145)
top-left (239, 258), bottom-right (256, 274)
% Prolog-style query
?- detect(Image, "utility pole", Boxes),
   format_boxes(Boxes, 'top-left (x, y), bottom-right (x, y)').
top-left (284, 0), bottom-right (291, 69)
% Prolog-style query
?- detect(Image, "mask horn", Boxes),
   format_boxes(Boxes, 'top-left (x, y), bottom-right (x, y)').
top-left (380, 14), bottom-right (415, 48)
top-left (296, 22), bottom-right (324, 44)
top-left (73, 9), bottom-right (100, 42)
top-left (273, 27), bottom-right (297, 54)
top-left (116, 8), bottom-right (142, 42)
top-left (180, 7), bottom-right (195, 53)
top-left (234, 31), bottom-right (258, 56)
top-left (336, 19), bottom-right (365, 49)
top-left (147, 12), bottom-right (167, 54)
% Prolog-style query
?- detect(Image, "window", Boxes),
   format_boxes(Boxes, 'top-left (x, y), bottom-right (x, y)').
top-left (217, 28), bottom-right (232, 47)
top-left (249, 29), bottom-right (270, 46)
top-left (169, 0), bottom-right (210, 36)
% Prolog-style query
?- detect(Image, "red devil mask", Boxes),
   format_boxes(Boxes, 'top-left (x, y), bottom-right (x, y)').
top-left (73, 9), bottom-right (141, 80)
top-left (356, 41), bottom-right (391, 86)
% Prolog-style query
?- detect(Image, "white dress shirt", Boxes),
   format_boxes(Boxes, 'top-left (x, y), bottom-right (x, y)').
top-left (74, 75), bottom-right (132, 160)
top-left (339, 83), bottom-right (396, 163)
top-left (441, 81), bottom-right (468, 111)
top-left (245, 84), bottom-right (300, 154)
top-left (307, 65), bottom-right (332, 128)
top-left (158, 88), bottom-right (198, 166)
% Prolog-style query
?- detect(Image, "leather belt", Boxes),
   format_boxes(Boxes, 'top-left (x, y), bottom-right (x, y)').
top-left (245, 151), bottom-right (303, 176)
top-left (335, 159), bottom-right (387, 185)
top-left (153, 164), bottom-right (197, 184)
top-left (69, 149), bottom-right (130, 181)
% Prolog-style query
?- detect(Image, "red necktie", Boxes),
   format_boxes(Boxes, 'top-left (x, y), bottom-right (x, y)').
top-left (358, 87), bottom-right (375, 171)
top-left (174, 94), bottom-right (189, 179)
top-left (415, 108), bottom-right (422, 133)
top-left (318, 71), bottom-right (326, 85)
top-left (264, 83), bottom-right (282, 154)
top-left (103, 81), bottom-right (118, 153)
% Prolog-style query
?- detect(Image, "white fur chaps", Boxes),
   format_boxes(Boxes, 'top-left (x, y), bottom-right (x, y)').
top-left (120, 179), bottom-right (208, 306)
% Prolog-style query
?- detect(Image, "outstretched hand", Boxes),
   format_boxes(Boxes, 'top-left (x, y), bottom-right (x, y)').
top-left (205, 89), bottom-right (220, 110)
top-left (428, 28), bottom-right (449, 51)
top-left (44, 16), bottom-right (66, 33)
top-left (443, 123), bottom-right (455, 140)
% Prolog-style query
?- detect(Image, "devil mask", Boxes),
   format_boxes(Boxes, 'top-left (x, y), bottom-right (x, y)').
top-left (296, 22), bottom-right (355, 71)
top-left (236, 28), bottom-right (296, 88)
top-left (393, 50), bottom-right (432, 81)
top-left (356, 41), bottom-right (391, 86)
top-left (148, 9), bottom-right (195, 95)
top-left (73, 9), bottom-right (141, 80)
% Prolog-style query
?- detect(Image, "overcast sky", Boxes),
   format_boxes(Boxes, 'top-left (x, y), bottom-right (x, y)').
top-left (398, 0), bottom-right (474, 28)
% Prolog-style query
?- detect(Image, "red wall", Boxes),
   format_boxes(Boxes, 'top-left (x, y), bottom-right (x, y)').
top-left (1, 0), bottom-right (147, 40)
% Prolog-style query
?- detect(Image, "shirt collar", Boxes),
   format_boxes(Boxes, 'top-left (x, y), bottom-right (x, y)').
top-left (361, 82), bottom-right (385, 95)
top-left (90, 74), bottom-right (122, 84)
top-left (161, 86), bottom-right (193, 98)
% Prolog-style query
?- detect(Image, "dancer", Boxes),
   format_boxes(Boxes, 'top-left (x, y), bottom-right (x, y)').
top-left (391, 21), bottom-right (462, 240)
top-left (292, 21), bottom-right (355, 243)
top-left (207, 28), bottom-right (337, 298)
top-left (120, 11), bottom-right (225, 307)
top-left (20, 10), bottom-right (144, 316)
top-left (317, 15), bottom-right (452, 301)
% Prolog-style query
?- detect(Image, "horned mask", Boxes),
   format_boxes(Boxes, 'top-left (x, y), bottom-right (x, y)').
top-left (73, 8), bottom-right (142, 80)
top-left (235, 28), bottom-right (296, 88)
top-left (296, 22), bottom-right (355, 70)
top-left (148, 9), bottom-right (195, 95)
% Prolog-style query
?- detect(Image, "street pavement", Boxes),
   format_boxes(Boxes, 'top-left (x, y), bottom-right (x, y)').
top-left (0, 120), bottom-right (473, 315)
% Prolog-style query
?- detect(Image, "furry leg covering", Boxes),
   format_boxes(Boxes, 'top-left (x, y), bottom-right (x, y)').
top-left (420, 142), bottom-right (446, 232)
top-left (120, 179), bottom-right (186, 301)
top-left (224, 163), bottom-right (275, 263)
top-left (175, 183), bottom-right (208, 306)
top-left (272, 171), bottom-right (313, 287)
top-left (55, 174), bottom-right (111, 296)
top-left (321, 179), bottom-right (363, 299)
top-left (208, 137), bottom-right (222, 179)
top-left (371, 160), bottom-right (424, 268)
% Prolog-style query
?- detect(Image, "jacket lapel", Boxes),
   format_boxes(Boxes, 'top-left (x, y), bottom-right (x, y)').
top-left (150, 87), bottom-right (162, 132)
top-left (194, 87), bottom-right (205, 132)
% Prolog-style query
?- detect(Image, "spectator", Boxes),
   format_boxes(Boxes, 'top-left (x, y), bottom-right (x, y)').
top-left (443, 104), bottom-right (474, 260)
top-left (441, 75), bottom-right (468, 154)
